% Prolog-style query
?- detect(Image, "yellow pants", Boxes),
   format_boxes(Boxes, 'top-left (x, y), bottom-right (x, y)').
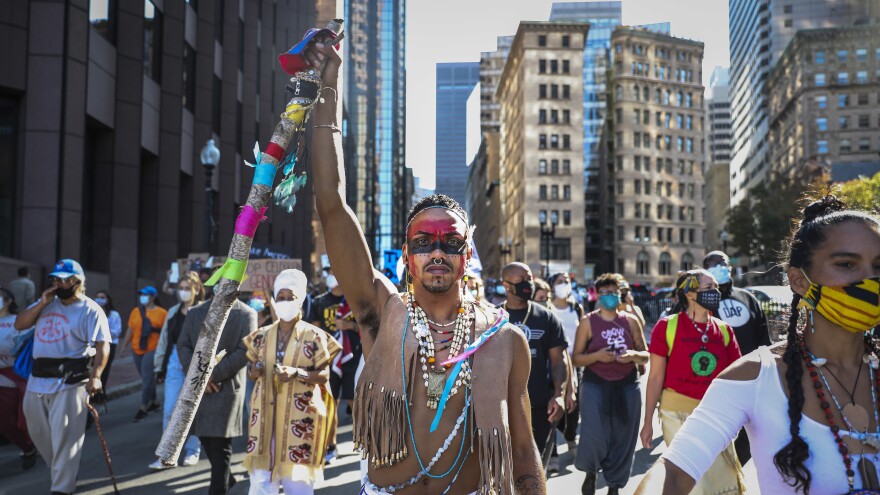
top-left (659, 389), bottom-right (746, 495)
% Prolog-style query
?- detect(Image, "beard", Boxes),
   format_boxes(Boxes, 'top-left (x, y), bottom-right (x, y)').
top-left (422, 277), bottom-right (456, 294)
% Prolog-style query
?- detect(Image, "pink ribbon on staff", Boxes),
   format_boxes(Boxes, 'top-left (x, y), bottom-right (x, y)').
top-left (234, 205), bottom-right (268, 238)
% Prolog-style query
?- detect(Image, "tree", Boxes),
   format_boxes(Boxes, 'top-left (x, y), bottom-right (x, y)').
top-left (835, 172), bottom-right (880, 212)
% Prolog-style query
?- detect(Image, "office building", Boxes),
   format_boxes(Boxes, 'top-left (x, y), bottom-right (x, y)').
top-left (435, 62), bottom-right (480, 207)
top-left (606, 26), bottom-right (707, 286)
top-left (705, 67), bottom-right (732, 251)
top-left (497, 21), bottom-right (590, 278)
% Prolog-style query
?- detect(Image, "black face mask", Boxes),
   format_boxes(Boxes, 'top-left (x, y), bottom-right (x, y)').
top-left (695, 289), bottom-right (722, 312)
top-left (506, 279), bottom-right (535, 301)
top-left (55, 282), bottom-right (80, 300)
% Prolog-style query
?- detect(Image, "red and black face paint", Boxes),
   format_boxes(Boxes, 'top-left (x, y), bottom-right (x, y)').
top-left (407, 238), bottom-right (467, 255)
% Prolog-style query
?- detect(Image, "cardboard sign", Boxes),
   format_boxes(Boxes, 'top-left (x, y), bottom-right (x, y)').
top-left (239, 258), bottom-right (303, 292)
top-left (185, 253), bottom-right (210, 273)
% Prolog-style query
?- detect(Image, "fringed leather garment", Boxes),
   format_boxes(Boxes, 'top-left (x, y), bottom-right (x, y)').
top-left (353, 295), bottom-right (519, 494)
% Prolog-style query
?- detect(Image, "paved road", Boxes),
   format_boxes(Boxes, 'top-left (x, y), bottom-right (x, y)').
top-left (0, 365), bottom-right (758, 494)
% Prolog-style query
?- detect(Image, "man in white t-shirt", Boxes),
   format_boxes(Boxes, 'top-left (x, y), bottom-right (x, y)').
top-left (16, 259), bottom-right (110, 495)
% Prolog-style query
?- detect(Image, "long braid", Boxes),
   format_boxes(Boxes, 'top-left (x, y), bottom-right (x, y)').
top-left (773, 293), bottom-right (812, 494)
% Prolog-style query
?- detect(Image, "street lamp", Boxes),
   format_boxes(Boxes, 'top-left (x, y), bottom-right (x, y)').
top-left (200, 139), bottom-right (221, 252)
top-left (720, 230), bottom-right (729, 253)
top-left (498, 237), bottom-right (513, 264)
top-left (539, 211), bottom-right (558, 279)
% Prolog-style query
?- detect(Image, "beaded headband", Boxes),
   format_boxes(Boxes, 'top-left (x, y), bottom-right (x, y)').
top-left (405, 206), bottom-right (473, 239)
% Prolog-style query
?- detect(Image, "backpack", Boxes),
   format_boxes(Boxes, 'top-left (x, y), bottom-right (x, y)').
top-left (13, 331), bottom-right (34, 379)
top-left (665, 313), bottom-right (731, 355)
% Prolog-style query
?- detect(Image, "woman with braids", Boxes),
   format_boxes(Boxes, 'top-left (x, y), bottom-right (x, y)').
top-left (636, 195), bottom-right (880, 494)
top-left (639, 268), bottom-right (745, 494)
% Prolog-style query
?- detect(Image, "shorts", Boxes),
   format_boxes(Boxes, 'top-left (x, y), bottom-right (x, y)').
top-left (330, 367), bottom-right (356, 401)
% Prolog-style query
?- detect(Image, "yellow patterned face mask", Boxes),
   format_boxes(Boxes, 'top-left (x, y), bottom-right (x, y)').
top-left (800, 271), bottom-right (880, 333)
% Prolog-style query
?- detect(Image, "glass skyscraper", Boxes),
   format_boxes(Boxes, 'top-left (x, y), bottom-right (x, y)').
top-left (435, 62), bottom-right (480, 207)
top-left (343, 0), bottom-right (409, 262)
top-left (549, 1), bottom-right (621, 276)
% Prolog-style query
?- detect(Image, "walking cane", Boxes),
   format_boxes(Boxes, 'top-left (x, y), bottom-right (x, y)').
top-left (85, 397), bottom-right (121, 494)
top-left (542, 420), bottom-right (560, 474)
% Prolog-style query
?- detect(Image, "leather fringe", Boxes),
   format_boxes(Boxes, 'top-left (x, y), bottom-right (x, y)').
top-left (476, 425), bottom-right (514, 495)
top-left (352, 381), bottom-right (408, 469)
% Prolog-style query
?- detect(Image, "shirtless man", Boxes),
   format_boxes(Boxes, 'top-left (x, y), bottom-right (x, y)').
top-left (303, 38), bottom-right (544, 494)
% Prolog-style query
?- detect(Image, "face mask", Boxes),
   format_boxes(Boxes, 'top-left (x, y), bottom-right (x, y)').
top-left (249, 298), bottom-right (266, 313)
top-left (801, 273), bottom-right (880, 334)
top-left (554, 283), bottom-right (572, 300)
top-left (55, 283), bottom-right (79, 300)
top-left (326, 275), bottom-right (339, 290)
top-left (94, 297), bottom-right (108, 306)
top-left (707, 265), bottom-right (732, 285)
top-left (275, 300), bottom-right (302, 322)
top-left (494, 285), bottom-right (506, 296)
top-left (139, 295), bottom-right (152, 306)
top-left (507, 280), bottom-right (534, 300)
top-left (695, 289), bottom-right (722, 312)
top-left (598, 294), bottom-right (621, 311)
top-left (178, 290), bottom-right (193, 303)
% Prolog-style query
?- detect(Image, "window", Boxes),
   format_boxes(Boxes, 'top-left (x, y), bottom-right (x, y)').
top-left (665, 113), bottom-right (672, 128)
top-left (550, 159), bottom-right (559, 174)
top-left (563, 110), bottom-right (570, 123)
top-left (679, 229), bottom-right (686, 244)
top-left (539, 159), bottom-right (547, 174)
top-left (666, 204), bottom-right (673, 220)
top-left (784, 19), bottom-right (793, 27)
top-left (815, 51), bottom-right (825, 64)
top-left (182, 42), bottom-right (196, 112)
top-left (562, 135), bottom-right (571, 149)
top-left (212, 75), bottom-right (221, 133)
top-left (615, 85), bottom-right (622, 100)
top-left (617, 227), bottom-right (625, 241)
top-left (561, 35), bottom-right (570, 48)
top-left (677, 91), bottom-right (684, 106)
top-left (689, 229), bottom-right (695, 244)
top-left (540, 84), bottom-right (547, 98)
top-left (616, 203), bottom-right (624, 218)
top-left (538, 35), bottom-right (547, 47)
top-left (676, 137), bottom-right (684, 152)
top-left (838, 72), bottom-right (849, 85)
top-left (644, 87), bottom-right (649, 101)
top-left (634, 132), bottom-right (641, 148)
top-left (857, 48), bottom-right (868, 62)
top-left (681, 253), bottom-right (694, 271)
top-left (644, 133), bottom-right (651, 149)
top-left (657, 228), bottom-right (664, 243)
top-left (656, 158), bottom-right (663, 173)
top-left (678, 183), bottom-right (685, 199)
top-left (664, 136), bottom-right (672, 150)
top-left (634, 156), bottom-right (642, 171)
top-left (551, 85), bottom-right (559, 99)
top-left (550, 60), bottom-right (558, 73)
top-left (818, 140), bottom-right (828, 154)
top-left (858, 93), bottom-right (869, 105)
top-left (659, 253), bottom-right (672, 276)
top-left (817, 95), bottom-right (827, 108)
top-left (840, 116), bottom-right (849, 129)
top-left (562, 60), bottom-right (570, 73)
top-left (539, 185), bottom-right (547, 200)
top-left (637, 252), bottom-right (650, 276)
top-left (634, 180), bottom-right (642, 195)
top-left (686, 138), bottom-right (694, 153)
top-left (859, 114), bottom-right (870, 128)
top-left (686, 115), bottom-right (693, 130)
top-left (686, 93), bottom-right (693, 108)
top-left (90, 0), bottom-right (116, 42)
top-left (815, 73), bottom-right (826, 86)
top-left (816, 117), bottom-right (827, 131)
top-left (676, 114), bottom-right (683, 128)
top-left (783, 4), bottom-right (793, 13)
top-left (664, 90), bottom-right (671, 105)
top-left (838, 50), bottom-right (848, 63)
top-left (840, 139), bottom-right (851, 152)
top-left (645, 181), bottom-right (652, 195)
top-left (635, 226), bottom-right (642, 241)
top-left (539, 134), bottom-right (547, 149)
top-left (551, 185), bottom-right (559, 199)
top-left (666, 182), bottom-right (673, 197)
top-left (539, 59), bottom-right (547, 73)
top-left (562, 160), bottom-right (570, 174)
top-left (550, 134), bottom-right (559, 149)
top-left (143, 0), bottom-right (163, 80)
top-left (644, 226), bottom-right (652, 242)
top-left (655, 88), bottom-right (662, 103)
top-left (859, 138), bottom-right (870, 151)
top-left (563, 85), bottom-right (570, 99)
top-left (539, 109), bottom-right (547, 124)
top-left (839, 94), bottom-right (849, 108)
top-left (563, 210), bottom-right (571, 225)
top-left (666, 160), bottom-right (673, 174)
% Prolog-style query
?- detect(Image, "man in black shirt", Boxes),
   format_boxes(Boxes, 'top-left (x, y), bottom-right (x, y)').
top-left (501, 262), bottom-right (568, 468)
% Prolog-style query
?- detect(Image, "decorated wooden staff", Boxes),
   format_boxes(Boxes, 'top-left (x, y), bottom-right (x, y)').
top-left (155, 19), bottom-right (345, 465)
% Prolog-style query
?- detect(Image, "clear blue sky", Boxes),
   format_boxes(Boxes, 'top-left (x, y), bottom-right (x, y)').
top-left (405, 0), bottom-right (730, 189)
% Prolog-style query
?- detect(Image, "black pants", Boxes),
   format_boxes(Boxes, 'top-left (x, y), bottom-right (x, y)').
top-left (531, 405), bottom-right (554, 458)
top-left (95, 344), bottom-right (116, 403)
top-left (199, 436), bottom-right (233, 494)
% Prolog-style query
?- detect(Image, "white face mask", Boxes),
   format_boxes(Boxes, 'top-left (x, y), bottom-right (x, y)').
top-left (275, 300), bottom-right (303, 322)
top-left (326, 274), bottom-right (339, 291)
top-left (139, 295), bottom-right (152, 306)
top-left (554, 283), bottom-right (572, 300)
top-left (178, 290), bottom-right (193, 303)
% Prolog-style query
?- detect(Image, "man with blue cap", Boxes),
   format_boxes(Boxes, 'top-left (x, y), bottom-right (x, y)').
top-left (16, 258), bottom-right (110, 495)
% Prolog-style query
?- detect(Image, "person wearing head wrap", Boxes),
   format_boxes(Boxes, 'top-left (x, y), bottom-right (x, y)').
top-left (242, 269), bottom-right (340, 494)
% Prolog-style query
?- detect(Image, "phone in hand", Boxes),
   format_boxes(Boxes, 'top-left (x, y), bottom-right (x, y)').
top-left (169, 262), bottom-right (180, 284)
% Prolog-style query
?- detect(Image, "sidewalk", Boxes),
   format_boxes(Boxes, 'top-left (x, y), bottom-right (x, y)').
top-left (103, 353), bottom-right (145, 400)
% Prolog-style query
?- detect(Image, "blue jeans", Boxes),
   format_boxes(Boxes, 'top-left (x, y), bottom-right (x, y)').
top-left (133, 350), bottom-right (157, 408)
top-left (164, 347), bottom-right (201, 458)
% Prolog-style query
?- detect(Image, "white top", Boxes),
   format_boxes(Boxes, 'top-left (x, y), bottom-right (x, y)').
top-left (27, 297), bottom-right (111, 394)
top-left (107, 310), bottom-right (122, 344)
top-left (664, 345), bottom-right (880, 494)
top-left (0, 314), bottom-right (26, 387)
top-left (550, 303), bottom-right (581, 355)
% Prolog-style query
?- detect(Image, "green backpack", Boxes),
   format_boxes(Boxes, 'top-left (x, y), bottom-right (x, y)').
top-left (665, 313), bottom-right (731, 355)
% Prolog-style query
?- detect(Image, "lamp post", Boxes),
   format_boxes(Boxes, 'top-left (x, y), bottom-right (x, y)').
top-left (539, 210), bottom-right (558, 279)
top-left (200, 139), bottom-right (221, 252)
top-left (720, 230), bottom-right (729, 253)
top-left (498, 237), bottom-right (513, 265)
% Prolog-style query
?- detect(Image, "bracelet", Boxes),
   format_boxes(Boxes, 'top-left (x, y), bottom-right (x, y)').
top-left (318, 86), bottom-right (337, 104)
top-left (313, 124), bottom-right (341, 133)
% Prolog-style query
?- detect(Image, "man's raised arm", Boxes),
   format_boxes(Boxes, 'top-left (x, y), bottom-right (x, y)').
top-left (305, 40), bottom-right (392, 321)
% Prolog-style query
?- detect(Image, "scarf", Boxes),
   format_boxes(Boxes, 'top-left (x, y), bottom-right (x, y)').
top-left (353, 295), bottom-right (518, 494)
top-left (243, 320), bottom-right (341, 483)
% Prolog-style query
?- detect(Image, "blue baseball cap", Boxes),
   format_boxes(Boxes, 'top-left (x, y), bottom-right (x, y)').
top-left (138, 286), bottom-right (158, 296)
top-left (49, 259), bottom-right (85, 279)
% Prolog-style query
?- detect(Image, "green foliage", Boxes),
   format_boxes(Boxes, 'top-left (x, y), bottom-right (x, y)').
top-left (835, 172), bottom-right (880, 213)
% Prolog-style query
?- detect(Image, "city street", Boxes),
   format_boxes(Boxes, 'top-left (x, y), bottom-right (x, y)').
top-left (0, 362), bottom-right (759, 494)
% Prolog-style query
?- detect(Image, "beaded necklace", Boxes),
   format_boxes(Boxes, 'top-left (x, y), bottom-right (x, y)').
top-left (407, 293), bottom-right (474, 410)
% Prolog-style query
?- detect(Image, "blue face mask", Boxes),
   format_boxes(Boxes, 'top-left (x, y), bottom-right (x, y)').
top-left (494, 285), bottom-right (506, 296)
top-left (249, 298), bottom-right (266, 312)
top-left (598, 293), bottom-right (621, 311)
top-left (707, 265), bottom-right (732, 284)
top-left (94, 297), bottom-right (108, 306)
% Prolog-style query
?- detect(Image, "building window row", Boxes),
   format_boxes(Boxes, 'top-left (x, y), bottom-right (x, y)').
top-left (538, 34), bottom-right (571, 48)
top-left (538, 159), bottom-right (572, 175)
top-left (539, 209), bottom-right (573, 226)
top-left (538, 184), bottom-right (572, 201)
top-left (629, 109), bottom-right (696, 130)
top-left (813, 47), bottom-right (880, 65)
top-left (538, 59), bottom-right (571, 74)
top-left (538, 108), bottom-right (572, 125)
top-left (817, 137), bottom-right (878, 154)
top-left (617, 85), bottom-right (696, 108)
top-left (538, 134), bottom-right (572, 150)
top-left (539, 84), bottom-right (572, 100)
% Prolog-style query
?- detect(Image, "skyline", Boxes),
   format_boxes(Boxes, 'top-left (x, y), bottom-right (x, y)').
top-left (405, 0), bottom-right (730, 189)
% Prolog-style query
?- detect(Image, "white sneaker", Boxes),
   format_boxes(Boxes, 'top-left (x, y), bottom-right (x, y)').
top-left (547, 456), bottom-right (560, 475)
top-left (149, 459), bottom-right (176, 470)
top-left (182, 453), bottom-right (200, 466)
